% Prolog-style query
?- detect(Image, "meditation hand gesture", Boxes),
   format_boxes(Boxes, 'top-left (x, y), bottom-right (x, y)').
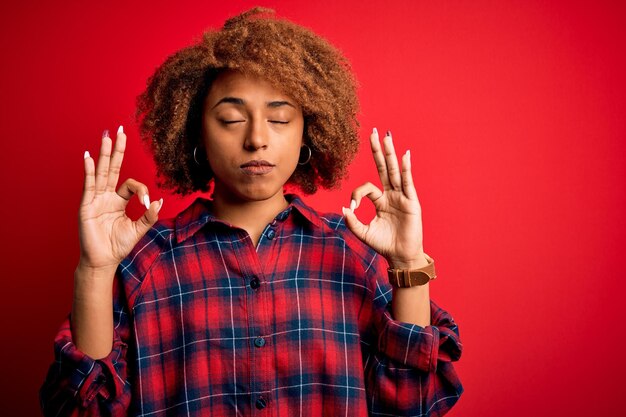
top-left (78, 127), bottom-right (163, 273)
top-left (343, 128), bottom-right (427, 269)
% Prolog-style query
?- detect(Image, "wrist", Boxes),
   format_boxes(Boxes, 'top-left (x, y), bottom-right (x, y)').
top-left (387, 253), bottom-right (429, 270)
top-left (74, 264), bottom-right (116, 296)
top-left (387, 252), bottom-right (436, 288)
top-left (75, 261), bottom-right (118, 277)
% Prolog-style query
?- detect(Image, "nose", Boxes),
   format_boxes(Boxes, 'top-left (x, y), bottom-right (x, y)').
top-left (244, 117), bottom-right (269, 151)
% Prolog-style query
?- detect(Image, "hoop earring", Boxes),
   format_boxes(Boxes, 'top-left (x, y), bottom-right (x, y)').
top-left (193, 146), bottom-right (202, 165)
top-left (298, 144), bottom-right (312, 165)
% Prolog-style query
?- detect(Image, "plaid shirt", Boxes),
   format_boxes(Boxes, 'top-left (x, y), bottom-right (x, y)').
top-left (41, 195), bottom-right (462, 416)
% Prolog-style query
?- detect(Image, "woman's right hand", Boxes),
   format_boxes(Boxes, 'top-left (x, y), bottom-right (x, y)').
top-left (78, 126), bottom-right (163, 274)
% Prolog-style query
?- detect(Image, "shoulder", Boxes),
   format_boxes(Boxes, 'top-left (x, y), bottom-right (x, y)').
top-left (290, 195), bottom-right (380, 268)
top-left (117, 217), bottom-right (176, 285)
top-left (315, 210), bottom-right (386, 274)
top-left (116, 197), bottom-right (213, 305)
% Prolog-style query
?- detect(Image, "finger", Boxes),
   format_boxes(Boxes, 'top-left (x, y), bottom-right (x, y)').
top-left (94, 130), bottom-right (112, 195)
top-left (134, 198), bottom-right (163, 238)
top-left (341, 206), bottom-right (369, 242)
top-left (383, 132), bottom-right (402, 190)
top-left (117, 178), bottom-right (152, 210)
top-left (350, 182), bottom-right (384, 211)
top-left (81, 150), bottom-right (96, 205)
top-left (401, 150), bottom-right (418, 200)
top-left (369, 128), bottom-right (391, 189)
top-left (106, 126), bottom-right (126, 192)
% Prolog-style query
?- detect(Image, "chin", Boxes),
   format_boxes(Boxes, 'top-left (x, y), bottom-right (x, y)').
top-left (230, 184), bottom-right (285, 203)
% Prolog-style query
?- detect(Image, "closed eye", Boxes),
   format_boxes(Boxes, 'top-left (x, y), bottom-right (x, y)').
top-left (270, 120), bottom-right (289, 124)
top-left (221, 120), bottom-right (245, 124)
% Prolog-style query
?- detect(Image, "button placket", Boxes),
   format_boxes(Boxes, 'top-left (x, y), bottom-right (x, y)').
top-left (234, 229), bottom-right (271, 412)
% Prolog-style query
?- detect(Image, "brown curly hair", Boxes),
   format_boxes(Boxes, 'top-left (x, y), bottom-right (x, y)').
top-left (136, 7), bottom-right (360, 195)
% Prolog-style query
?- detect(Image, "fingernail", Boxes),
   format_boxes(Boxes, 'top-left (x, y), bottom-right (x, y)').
top-left (157, 198), bottom-right (163, 213)
top-left (117, 125), bottom-right (124, 135)
top-left (102, 129), bottom-right (110, 139)
top-left (372, 127), bottom-right (378, 135)
top-left (386, 130), bottom-right (392, 137)
top-left (350, 199), bottom-right (356, 211)
top-left (84, 151), bottom-right (90, 159)
top-left (341, 207), bottom-right (348, 216)
top-left (406, 149), bottom-right (411, 160)
top-left (143, 195), bottom-right (150, 210)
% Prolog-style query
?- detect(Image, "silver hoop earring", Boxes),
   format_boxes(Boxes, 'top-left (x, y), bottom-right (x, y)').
top-left (193, 146), bottom-right (201, 165)
top-left (298, 145), bottom-right (312, 165)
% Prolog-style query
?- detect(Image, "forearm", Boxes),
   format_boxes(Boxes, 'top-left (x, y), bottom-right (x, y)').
top-left (71, 265), bottom-right (116, 359)
top-left (391, 284), bottom-right (430, 326)
top-left (389, 255), bottom-right (431, 327)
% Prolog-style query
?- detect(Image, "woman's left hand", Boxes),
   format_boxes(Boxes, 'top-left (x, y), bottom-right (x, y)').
top-left (342, 128), bottom-right (427, 269)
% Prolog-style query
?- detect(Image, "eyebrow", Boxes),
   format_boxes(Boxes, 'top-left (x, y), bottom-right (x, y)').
top-left (211, 97), bottom-right (296, 110)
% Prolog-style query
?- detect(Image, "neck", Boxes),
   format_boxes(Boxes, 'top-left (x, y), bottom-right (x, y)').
top-left (210, 187), bottom-right (289, 246)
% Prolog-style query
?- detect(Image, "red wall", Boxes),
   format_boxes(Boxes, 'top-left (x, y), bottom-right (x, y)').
top-left (1, 1), bottom-right (624, 415)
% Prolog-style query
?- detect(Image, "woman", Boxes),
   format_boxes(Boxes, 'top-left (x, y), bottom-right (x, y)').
top-left (41, 7), bottom-right (462, 416)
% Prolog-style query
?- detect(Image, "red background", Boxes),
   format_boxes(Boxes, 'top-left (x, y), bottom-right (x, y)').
top-left (1, 0), bottom-right (624, 415)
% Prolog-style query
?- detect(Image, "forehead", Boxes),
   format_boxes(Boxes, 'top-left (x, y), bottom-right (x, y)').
top-left (206, 70), bottom-right (293, 102)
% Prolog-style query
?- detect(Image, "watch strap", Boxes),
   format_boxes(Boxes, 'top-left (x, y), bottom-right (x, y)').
top-left (388, 253), bottom-right (436, 287)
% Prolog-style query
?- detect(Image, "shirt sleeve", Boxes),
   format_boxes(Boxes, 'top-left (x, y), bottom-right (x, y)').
top-left (39, 272), bottom-right (133, 417)
top-left (360, 252), bottom-right (463, 416)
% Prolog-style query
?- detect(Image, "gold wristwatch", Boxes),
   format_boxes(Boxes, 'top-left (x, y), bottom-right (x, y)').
top-left (388, 253), bottom-right (437, 287)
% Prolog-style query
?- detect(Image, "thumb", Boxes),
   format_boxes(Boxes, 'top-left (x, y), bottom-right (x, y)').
top-left (135, 198), bottom-right (163, 237)
top-left (342, 206), bottom-right (369, 242)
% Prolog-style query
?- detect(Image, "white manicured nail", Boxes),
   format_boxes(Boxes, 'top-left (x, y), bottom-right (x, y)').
top-left (157, 198), bottom-right (164, 213)
top-left (350, 199), bottom-right (356, 211)
top-left (84, 151), bottom-right (90, 159)
top-left (118, 125), bottom-right (124, 135)
top-left (373, 127), bottom-right (378, 135)
top-left (143, 195), bottom-right (150, 210)
top-left (341, 207), bottom-right (348, 216)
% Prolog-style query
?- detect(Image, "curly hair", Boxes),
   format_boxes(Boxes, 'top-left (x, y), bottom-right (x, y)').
top-left (136, 7), bottom-right (360, 195)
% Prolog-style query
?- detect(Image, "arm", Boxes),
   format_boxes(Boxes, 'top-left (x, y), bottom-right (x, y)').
top-left (359, 251), bottom-right (463, 416)
top-left (344, 128), bottom-right (462, 415)
top-left (40, 271), bottom-right (133, 417)
top-left (72, 126), bottom-right (161, 358)
top-left (343, 128), bottom-right (431, 327)
top-left (40, 126), bottom-right (162, 415)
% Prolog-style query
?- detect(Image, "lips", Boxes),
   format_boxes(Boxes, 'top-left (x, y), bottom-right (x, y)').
top-left (240, 160), bottom-right (275, 175)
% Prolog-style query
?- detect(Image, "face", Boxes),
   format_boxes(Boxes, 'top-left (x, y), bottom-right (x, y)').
top-left (201, 70), bottom-right (304, 204)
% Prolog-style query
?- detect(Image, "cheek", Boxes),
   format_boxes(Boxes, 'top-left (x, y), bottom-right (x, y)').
top-left (290, 121), bottom-right (305, 150)
top-left (204, 141), bottom-right (233, 171)
top-left (285, 136), bottom-right (304, 164)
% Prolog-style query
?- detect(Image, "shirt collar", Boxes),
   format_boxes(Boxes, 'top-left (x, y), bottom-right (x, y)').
top-left (175, 193), bottom-right (322, 244)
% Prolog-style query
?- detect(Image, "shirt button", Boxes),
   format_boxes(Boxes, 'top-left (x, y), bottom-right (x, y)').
top-left (250, 278), bottom-right (260, 289)
top-left (255, 397), bottom-right (267, 410)
top-left (266, 229), bottom-right (276, 240)
top-left (277, 210), bottom-right (289, 221)
top-left (254, 337), bottom-right (266, 348)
